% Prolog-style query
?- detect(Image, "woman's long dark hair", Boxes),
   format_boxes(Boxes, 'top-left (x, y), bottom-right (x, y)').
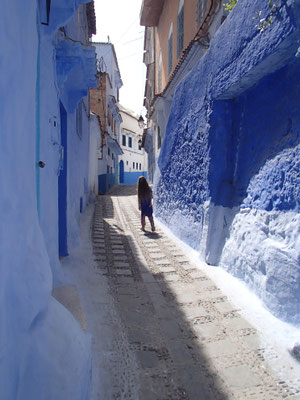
top-left (137, 176), bottom-right (152, 202)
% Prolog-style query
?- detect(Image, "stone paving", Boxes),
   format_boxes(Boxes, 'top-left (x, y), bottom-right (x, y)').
top-left (90, 185), bottom-right (300, 400)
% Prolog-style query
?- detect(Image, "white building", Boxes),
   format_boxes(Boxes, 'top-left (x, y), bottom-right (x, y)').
top-left (118, 104), bottom-right (148, 185)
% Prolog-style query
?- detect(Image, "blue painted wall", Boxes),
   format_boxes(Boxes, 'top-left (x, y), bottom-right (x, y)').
top-left (0, 1), bottom-right (94, 398)
top-left (98, 174), bottom-right (107, 194)
top-left (155, 0), bottom-right (300, 324)
top-left (121, 171), bottom-right (147, 185)
top-left (98, 172), bottom-right (119, 194)
top-left (232, 62), bottom-right (300, 212)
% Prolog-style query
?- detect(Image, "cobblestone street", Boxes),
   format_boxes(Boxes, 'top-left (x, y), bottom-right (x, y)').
top-left (64, 185), bottom-right (300, 400)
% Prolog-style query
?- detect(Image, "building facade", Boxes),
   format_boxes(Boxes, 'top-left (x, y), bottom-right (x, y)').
top-left (140, 0), bottom-right (226, 181)
top-left (90, 42), bottom-right (124, 194)
top-left (153, 0), bottom-right (300, 324)
top-left (0, 1), bottom-right (97, 398)
top-left (118, 104), bottom-right (148, 185)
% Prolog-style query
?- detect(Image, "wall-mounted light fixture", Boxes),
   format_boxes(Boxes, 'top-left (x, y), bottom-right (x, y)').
top-left (138, 115), bottom-right (145, 129)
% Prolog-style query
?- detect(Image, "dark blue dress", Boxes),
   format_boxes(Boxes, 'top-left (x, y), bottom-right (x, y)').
top-left (141, 197), bottom-right (153, 217)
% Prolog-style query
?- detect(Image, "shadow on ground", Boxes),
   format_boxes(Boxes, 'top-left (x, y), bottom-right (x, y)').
top-left (107, 184), bottom-right (137, 197)
top-left (92, 186), bottom-right (229, 399)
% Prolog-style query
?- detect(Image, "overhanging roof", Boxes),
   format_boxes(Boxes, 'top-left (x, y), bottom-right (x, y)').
top-left (56, 34), bottom-right (97, 112)
top-left (140, 0), bottom-right (165, 27)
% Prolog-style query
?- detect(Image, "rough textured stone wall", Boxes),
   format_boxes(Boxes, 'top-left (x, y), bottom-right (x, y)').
top-left (155, 0), bottom-right (300, 324)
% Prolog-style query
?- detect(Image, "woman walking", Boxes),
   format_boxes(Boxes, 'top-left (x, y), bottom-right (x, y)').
top-left (137, 176), bottom-right (155, 232)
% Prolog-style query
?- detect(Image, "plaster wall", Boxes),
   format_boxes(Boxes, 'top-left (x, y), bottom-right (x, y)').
top-left (154, 0), bottom-right (214, 92)
top-left (39, 33), bottom-right (62, 281)
top-left (39, 8), bottom-right (95, 274)
top-left (67, 99), bottom-right (91, 249)
top-left (64, 4), bottom-right (89, 43)
top-left (0, 1), bottom-right (92, 398)
top-left (155, 0), bottom-right (300, 324)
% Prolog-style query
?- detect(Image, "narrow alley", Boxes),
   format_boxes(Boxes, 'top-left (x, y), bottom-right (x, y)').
top-left (62, 185), bottom-right (298, 400)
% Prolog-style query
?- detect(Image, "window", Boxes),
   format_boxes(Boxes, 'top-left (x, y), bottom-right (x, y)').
top-left (76, 101), bottom-right (83, 139)
top-left (177, 1), bottom-right (184, 58)
top-left (158, 50), bottom-right (162, 92)
top-left (196, 0), bottom-right (207, 24)
top-left (139, 163), bottom-right (141, 170)
top-left (122, 134), bottom-right (126, 146)
top-left (107, 165), bottom-right (110, 173)
top-left (133, 162), bottom-right (135, 169)
top-left (168, 24), bottom-right (173, 75)
top-left (108, 147), bottom-right (110, 156)
top-left (128, 137), bottom-right (132, 148)
top-left (126, 161), bottom-right (128, 165)
top-left (157, 125), bottom-right (162, 149)
top-left (111, 167), bottom-right (113, 173)
top-left (112, 152), bottom-right (114, 160)
top-left (40, 0), bottom-right (51, 25)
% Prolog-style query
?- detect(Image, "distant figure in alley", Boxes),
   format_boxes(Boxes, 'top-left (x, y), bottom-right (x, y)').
top-left (137, 176), bottom-right (155, 232)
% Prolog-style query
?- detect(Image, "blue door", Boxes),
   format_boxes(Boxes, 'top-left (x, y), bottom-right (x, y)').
top-left (119, 160), bottom-right (124, 184)
top-left (58, 102), bottom-right (68, 257)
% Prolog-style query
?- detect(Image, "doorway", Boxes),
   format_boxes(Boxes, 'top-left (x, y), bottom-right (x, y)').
top-left (119, 160), bottom-right (124, 184)
top-left (58, 101), bottom-right (68, 257)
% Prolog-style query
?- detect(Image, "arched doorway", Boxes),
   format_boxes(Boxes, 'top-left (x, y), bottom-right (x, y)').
top-left (119, 160), bottom-right (124, 184)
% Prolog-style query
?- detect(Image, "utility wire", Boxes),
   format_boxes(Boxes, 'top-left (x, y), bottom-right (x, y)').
top-left (93, 15), bottom-right (140, 66)
top-left (114, 15), bottom-right (139, 46)
top-left (121, 36), bottom-right (143, 45)
top-left (119, 50), bottom-right (143, 61)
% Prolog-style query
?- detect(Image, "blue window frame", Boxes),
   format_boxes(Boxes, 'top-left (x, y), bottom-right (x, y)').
top-left (40, 0), bottom-right (51, 25)
top-left (122, 134), bottom-right (126, 146)
top-left (128, 137), bottom-right (132, 148)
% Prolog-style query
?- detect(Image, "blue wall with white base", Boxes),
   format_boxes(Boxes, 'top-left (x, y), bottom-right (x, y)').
top-left (121, 171), bottom-right (147, 185)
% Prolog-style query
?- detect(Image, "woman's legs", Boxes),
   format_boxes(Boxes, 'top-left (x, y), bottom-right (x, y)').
top-left (141, 214), bottom-right (146, 230)
top-left (148, 216), bottom-right (155, 231)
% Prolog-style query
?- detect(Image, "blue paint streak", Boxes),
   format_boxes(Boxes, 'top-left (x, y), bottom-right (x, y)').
top-left (98, 173), bottom-right (116, 194)
top-left (35, 12), bottom-right (41, 218)
top-left (58, 102), bottom-right (68, 257)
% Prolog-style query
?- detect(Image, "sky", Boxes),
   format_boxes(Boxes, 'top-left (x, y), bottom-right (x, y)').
top-left (93, 0), bottom-right (146, 116)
